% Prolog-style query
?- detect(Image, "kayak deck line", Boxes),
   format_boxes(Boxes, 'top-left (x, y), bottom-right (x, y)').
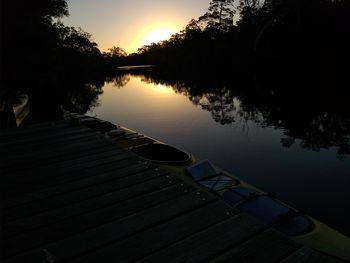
top-left (0, 117), bottom-right (345, 262)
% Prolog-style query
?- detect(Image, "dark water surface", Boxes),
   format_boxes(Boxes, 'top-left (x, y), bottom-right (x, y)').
top-left (88, 72), bottom-right (350, 236)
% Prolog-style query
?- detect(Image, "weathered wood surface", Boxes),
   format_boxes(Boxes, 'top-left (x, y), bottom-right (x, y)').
top-left (0, 121), bottom-right (340, 262)
top-left (280, 247), bottom-right (344, 263)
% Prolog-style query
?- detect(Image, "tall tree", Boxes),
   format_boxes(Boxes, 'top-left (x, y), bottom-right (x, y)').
top-left (238, 0), bottom-right (261, 24)
top-left (105, 46), bottom-right (127, 58)
top-left (1, 0), bottom-right (109, 124)
top-left (1, 0), bottom-right (69, 92)
top-left (198, 0), bottom-right (236, 33)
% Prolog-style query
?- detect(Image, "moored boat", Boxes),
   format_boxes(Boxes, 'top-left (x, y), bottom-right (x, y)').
top-left (13, 94), bottom-right (30, 127)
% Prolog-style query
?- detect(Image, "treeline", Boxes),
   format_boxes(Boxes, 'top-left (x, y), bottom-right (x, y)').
top-left (1, 0), bottom-right (349, 123)
top-left (125, 0), bottom-right (350, 80)
top-left (0, 0), bottom-right (125, 122)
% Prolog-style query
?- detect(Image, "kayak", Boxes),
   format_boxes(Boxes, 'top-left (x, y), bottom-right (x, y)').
top-left (13, 94), bottom-right (30, 127)
top-left (66, 113), bottom-right (350, 261)
top-left (0, 93), bottom-right (29, 128)
top-left (186, 160), bottom-right (350, 261)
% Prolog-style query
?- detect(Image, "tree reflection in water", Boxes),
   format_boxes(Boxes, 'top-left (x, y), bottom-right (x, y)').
top-left (63, 83), bottom-right (104, 114)
top-left (106, 74), bottom-right (131, 88)
top-left (107, 70), bottom-right (350, 159)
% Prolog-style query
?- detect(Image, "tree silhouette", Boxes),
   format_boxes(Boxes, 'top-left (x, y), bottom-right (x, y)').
top-left (106, 74), bottom-right (131, 88)
top-left (190, 90), bottom-right (238, 125)
top-left (105, 46), bottom-right (127, 58)
top-left (238, 0), bottom-right (261, 25)
top-left (198, 0), bottom-right (236, 33)
top-left (0, 0), bottom-right (113, 124)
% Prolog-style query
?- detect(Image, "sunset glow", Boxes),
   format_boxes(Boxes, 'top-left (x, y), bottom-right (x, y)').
top-left (127, 24), bottom-right (180, 53)
top-left (64, 0), bottom-right (210, 54)
top-left (142, 28), bottom-right (175, 46)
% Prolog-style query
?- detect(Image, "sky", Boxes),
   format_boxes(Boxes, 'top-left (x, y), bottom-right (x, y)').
top-left (63, 0), bottom-right (211, 54)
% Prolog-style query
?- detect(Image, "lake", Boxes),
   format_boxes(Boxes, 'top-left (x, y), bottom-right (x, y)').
top-left (88, 71), bottom-right (350, 236)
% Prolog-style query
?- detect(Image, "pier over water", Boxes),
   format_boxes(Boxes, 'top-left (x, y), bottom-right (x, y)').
top-left (0, 120), bottom-right (342, 262)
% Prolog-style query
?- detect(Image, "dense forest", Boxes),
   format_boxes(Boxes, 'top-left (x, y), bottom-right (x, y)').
top-left (0, 0), bottom-right (123, 124)
top-left (127, 0), bottom-right (350, 82)
top-left (1, 0), bottom-right (350, 124)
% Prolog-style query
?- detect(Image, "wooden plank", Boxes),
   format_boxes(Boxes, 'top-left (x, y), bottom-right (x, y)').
top-left (0, 133), bottom-right (108, 162)
top-left (209, 228), bottom-right (300, 263)
top-left (0, 126), bottom-right (105, 149)
top-left (138, 214), bottom-right (267, 263)
top-left (0, 124), bottom-right (93, 143)
top-left (2, 187), bottom-right (215, 260)
top-left (2, 139), bottom-right (131, 172)
top-left (1, 162), bottom-right (157, 209)
top-left (1, 154), bottom-right (138, 197)
top-left (2, 167), bottom-right (171, 223)
top-left (1, 144), bottom-right (129, 177)
top-left (3, 169), bottom-right (171, 236)
top-left (0, 137), bottom-right (115, 174)
top-left (3, 181), bottom-right (186, 240)
top-left (0, 121), bottom-right (98, 140)
top-left (72, 202), bottom-right (240, 263)
top-left (1, 136), bottom-right (102, 163)
top-left (1, 156), bottom-right (140, 201)
top-left (0, 120), bottom-right (70, 138)
top-left (1, 133), bottom-right (114, 158)
top-left (0, 125), bottom-right (93, 147)
top-left (280, 247), bottom-right (344, 263)
top-left (0, 124), bottom-right (101, 147)
top-left (0, 143), bottom-right (126, 173)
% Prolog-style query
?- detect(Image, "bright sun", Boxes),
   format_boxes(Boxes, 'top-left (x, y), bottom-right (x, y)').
top-left (142, 28), bottom-right (174, 46)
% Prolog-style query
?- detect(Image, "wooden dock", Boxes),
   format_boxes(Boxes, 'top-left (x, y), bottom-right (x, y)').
top-left (0, 120), bottom-right (342, 262)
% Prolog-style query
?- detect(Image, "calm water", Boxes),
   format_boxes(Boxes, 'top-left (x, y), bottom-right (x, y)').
top-left (88, 73), bottom-right (350, 236)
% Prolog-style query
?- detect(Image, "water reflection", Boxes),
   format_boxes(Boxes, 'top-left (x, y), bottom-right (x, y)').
top-left (90, 71), bottom-right (350, 236)
top-left (18, 74), bottom-right (105, 125)
top-left (104, 71), bottom-right (350, 159)
top-left (106, 74), bottom-right (130, 88)
top-left (63, 83), bottom-right (104, 114)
